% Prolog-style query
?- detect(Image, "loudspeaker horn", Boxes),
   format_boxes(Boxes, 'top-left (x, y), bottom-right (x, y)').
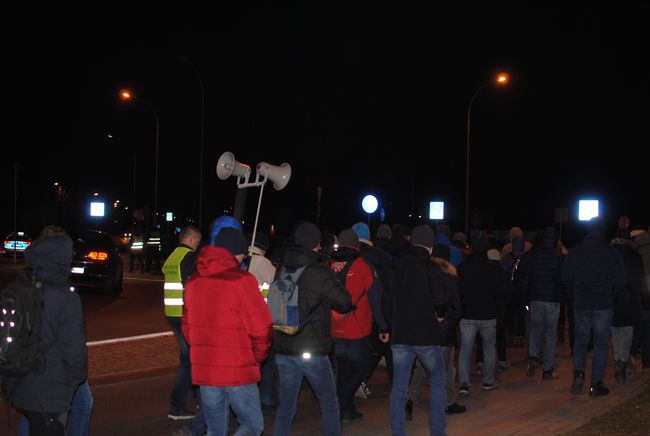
top-left (216, 151), bottom-right (251, 180)
top-left (256, 162), bottom-right (292, 190)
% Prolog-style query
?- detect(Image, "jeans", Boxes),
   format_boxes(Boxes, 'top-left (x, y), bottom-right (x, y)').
top-left (573, 309), bottom-right (613, 383)
top-left (391, 344), bottom-right (446, 436)
top-left (476, 321), bottom-right (507, 363)
top-left (333, 337), bottom-right (372, 417)
top-left (611, 326), bottom-right (633, 362)
top-left (259, 351), bottom-right (278, 406)
top-left (459, 319), bottom-right (497, 386)
top-left (169, 317), bottom-right (193, 411)
top-left (274, 354), bottom-right (341, 436)
top-left (19, 380), bottom-right (93, 436)
top-left (528, 301), bottom-right (561, 370)
top-left (408, 346), bottom-right (456, 407)
top-left (200, 384), bottom-right (264, 436)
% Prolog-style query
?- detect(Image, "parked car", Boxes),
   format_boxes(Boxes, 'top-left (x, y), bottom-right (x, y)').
top-left (3, 232), bottom-right (31, 256)
top-left (69, 229), bottom-right (123, 294)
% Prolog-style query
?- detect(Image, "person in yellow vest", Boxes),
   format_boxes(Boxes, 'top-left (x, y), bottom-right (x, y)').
top-left (162, 225), bottom-right (202, 421)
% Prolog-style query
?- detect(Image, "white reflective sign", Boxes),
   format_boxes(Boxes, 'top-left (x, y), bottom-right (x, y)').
top-left (578, 200), bottom-right (599, 221)
top-left (429, 201), bottom-right (444, 220)
top-left (90, 202), bottom-right (105, 217)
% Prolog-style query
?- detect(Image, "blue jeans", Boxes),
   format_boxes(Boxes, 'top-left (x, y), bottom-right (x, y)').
top-left (200, 384), bottom-right (264, 436)
top-left (259, 351), bottom-right (278, 406)
top-left (390, 344), bottom-right (446, 436)
top-left (18, 380), bottom-right (94, 436)
top-left (274, 354), bottom-right (341, 436)
top-left (573, 309), bottom-right (613, 383)
top-left (333, 337), bottom-right (372, 417)
top-left (529, 301), bottom-right (561, 370)
top-left (169, 317), bottom-right (193, 411)
top-left (459, 319), bottom-right (497, 386)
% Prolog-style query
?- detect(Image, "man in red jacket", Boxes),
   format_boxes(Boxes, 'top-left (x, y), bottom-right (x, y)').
top-left (182, 227), bottom-right (272, 435)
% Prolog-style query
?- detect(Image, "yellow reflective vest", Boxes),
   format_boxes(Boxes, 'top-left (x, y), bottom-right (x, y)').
top-left (162, 245), bottom-right (192, 318)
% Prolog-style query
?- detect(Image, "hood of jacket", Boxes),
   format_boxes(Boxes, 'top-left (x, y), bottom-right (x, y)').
top-left (25, 234), bottom-right (73, 284)
top-left (196, 245), bottom-right (242, 276)
top-left (582, 229), bottom-right (607, 248)
top-left (281, 245), bottom-right (320, 269)
top-left (539, 228), bottom-right (558, 250)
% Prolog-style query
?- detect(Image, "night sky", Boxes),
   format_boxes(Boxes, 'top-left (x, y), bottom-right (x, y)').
top-left (3, 3), bottom-right (649, 244)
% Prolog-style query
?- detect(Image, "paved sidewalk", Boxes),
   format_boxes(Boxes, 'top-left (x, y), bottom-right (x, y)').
top-left (86, 332), bottom-right (650, 435)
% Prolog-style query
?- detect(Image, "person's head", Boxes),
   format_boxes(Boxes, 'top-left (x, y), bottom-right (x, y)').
top-left (180, 225), bottom-right (202, 250)
top-left (487, 248), bottom-right (501, 262)
top-left (26, 226), bottom-right (73, 277)
top-left (410, 224), bottom-right (435, 251)
top-left (338, 229), bottom-right (360, 250)
top-left (351, 222), bottom-right (371, 244)
top-left (208, 215), bottom-right (243, 245)
top-left (618, 215), bottom-right (630, 229)
top-left (293, 222), bottom-right (322, 252)
top-left (39, 225), bottom-right (66, 237)
top-left (376, 223), bottom-right (392, 240)
top-left (508, 226), bottom-right (524, 242)
top-left (587, 216), bottom-right (606, 235)
top-left (214, 227), bottom-right (249, 263)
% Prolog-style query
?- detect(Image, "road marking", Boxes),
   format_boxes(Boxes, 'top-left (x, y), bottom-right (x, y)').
top-left (124, 276), bottom-right (164, 283)
top-left (87, 331), bottom-right (173, 347)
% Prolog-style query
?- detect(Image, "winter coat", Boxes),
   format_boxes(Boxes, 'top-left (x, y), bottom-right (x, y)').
top-left (9, 234), bottom-right (87, 414)
top-left (562, 230), bottom-right (625, 311)
top-left (457, 247), bottom-right (509, 321)
top-left (633, 231), bottom-right (650, 310)
top-left (272, 246), bottom-right (352, 356)
top-left (519, 228), bottom-right (565, 304)
top-left (182, 245), bottom-right (272, 386)
top-left (611, 239), bottom-right (644, 326)
top-left (386, 246), bottom-right (452, 346)
top-left (432, 258), bottom-right (462, 347)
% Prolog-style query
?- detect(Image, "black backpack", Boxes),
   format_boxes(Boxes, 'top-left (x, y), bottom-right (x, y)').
top-left (0, 270), bottom-right (47, 378)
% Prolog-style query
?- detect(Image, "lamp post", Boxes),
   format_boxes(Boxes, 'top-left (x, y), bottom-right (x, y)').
top-left (119, 89), bottom-right (160, 227)
top-left (464, 72), bottom-right (509, 235)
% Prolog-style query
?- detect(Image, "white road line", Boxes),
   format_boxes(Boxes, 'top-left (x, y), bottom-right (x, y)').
top-left (87, 331), bottom-right (173, 347)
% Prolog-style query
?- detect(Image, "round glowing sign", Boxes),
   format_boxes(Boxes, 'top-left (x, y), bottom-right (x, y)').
top-left (362, 195), bottom-right (378, 214)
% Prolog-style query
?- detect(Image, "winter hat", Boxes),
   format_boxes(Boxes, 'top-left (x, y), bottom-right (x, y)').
top-left (509, 226), bottom-right (524, 241)
top-left (214, 227), bottom-right (248, 256)
top-left (411, 224), bottom-right (435, 248)
top-left (338, 229), bottom-right (360, 249)
top-left (209, 215), bottom-right (243, 246)
top-left (351, 222), bottom-right (370, 241)
top-left (294, 222), bottom-right (321, 250)
top-left (249, 232), bottom-right (270, 251)
top-left (487, 248), bottom-right (502, 261)
top-left (435, 224), bottom-right (452, 239)
top-left (376, 224), bottom-right (392, 239)
top-left (431, 244), bottom-right (451, 261)
top-left (452, 232), bottom-right (467, 243)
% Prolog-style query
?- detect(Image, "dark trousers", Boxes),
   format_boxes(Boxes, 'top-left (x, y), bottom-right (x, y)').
top-left (129, 253), bottom-right (144, 272)
top-left (364, 322), bottom-right (393, 382)
top-left (146, 249), bottom-right (161, 273)
top-left (168, 317), bottom-right (193, 411)
top-left (333, 337), bottom-right (372, 417)
top-left (23, 410), bottom-right (65, 436)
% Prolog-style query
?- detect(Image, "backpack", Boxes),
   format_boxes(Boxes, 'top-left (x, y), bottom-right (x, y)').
top-left (267, 265), bottom-right (310, 335)
top-left (0, 270), bottom-right (47, 378)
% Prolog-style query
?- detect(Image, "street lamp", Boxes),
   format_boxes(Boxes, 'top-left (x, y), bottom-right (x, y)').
top-left (119, 88), bottom-right (160, 227)
top-left (464, 72), bottom-right (509, 234)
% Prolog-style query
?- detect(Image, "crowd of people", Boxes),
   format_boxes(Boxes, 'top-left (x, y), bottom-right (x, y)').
top-left (4, 214), bottom-right (650, 436)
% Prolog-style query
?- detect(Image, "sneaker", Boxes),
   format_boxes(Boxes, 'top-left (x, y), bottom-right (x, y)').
top-left (405, 399), bottom-right (413, 421)
top-left (445, 403), bottom-right (467, 415)
top-left (542, 368), bottom-right (554, 380)
top-left (498, 360), bottom-right (511, 371)
top-left (360, 381), bottom-right (372, 397)
top-left (459, 384), bottom-right (471, 397)
top-left (589, 381), bottom-right (610, 397)
top-left (355, 383), bottom-right (368, 400)
top-left (482, 378), bottom-right (501, 391)
top-left (168, 407), bottom-right (195, 421)
top-left (570, 371), bottom-right (584, 395)
top-left (341, 409), bottom-right (363, 423)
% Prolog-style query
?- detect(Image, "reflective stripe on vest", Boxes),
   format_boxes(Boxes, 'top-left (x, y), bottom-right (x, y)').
top-left (162, 245), bottom-right (192, 318)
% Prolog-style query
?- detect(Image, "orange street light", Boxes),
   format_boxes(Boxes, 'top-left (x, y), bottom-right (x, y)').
top-left (119, 89), bottom-right (132, 100)
top-left (465, 72), bottom-right (510, 234)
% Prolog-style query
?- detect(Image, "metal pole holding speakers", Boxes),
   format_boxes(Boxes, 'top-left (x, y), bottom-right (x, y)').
top-left (216, 151), bottom-right (291, 254)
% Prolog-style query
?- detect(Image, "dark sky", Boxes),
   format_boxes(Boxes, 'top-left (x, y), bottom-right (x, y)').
top-left (3, 3), bottom-right (650, 243)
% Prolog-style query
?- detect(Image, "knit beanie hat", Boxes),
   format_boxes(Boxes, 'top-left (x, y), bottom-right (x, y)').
top-left (452, 232), bottom-right (467, 243)
top-left (214, 227), bottom-right (248, 255)
top-left (351, 222), bottom-right (370, 241)
top-left (411, 224), bottom-right (435, 248)
top-left (376, 224), bottom-right (392, 239)
top-left (294, 222), bottom-right (321, 250)
top-left (338, 229), bottom-right (360, 249)
top-left (209, 215), bottom-right (243, 246)
top-left (487, 248), bottom-right (501, 261)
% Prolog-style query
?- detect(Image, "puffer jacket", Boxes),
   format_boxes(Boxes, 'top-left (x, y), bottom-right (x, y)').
top-left (183, 245), bottom-right (272, 386)
top-left (8, 234), bottom-right (87, 414)
top-left (272, 246), bottom-right (352, 356)
top-left (520, 228), bottom-right (565, 304)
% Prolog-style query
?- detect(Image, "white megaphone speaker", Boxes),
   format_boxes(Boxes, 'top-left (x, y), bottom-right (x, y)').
top-left (216, 151), bottom-right (251, 181)
top-left (256, 162), bottom-right (292, 190)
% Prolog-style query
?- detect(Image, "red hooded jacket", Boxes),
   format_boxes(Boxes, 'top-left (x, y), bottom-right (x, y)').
top-left (182, 245), bottom-right (272, 386)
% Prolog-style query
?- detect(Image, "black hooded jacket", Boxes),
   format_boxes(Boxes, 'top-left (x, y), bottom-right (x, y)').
top-left (611, 240), bottom-right (644, 326)
top-left (8, 234), bottom-right (87, 414)
top-left (519, 228), bottom-right (565, 304)
top-left (272, 246), bottom-right (352, 356)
